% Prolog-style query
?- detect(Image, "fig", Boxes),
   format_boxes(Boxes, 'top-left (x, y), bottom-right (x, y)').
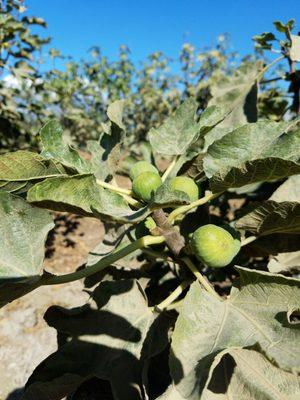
top-left (191, 224), bottom-right (241, 268)
top-left (135, 217), bottom-right (156, 239)
top-left (130, 161), bottom-right (159, 180)
top-left (132, 171), bottom-right (162, 202)
top-left (169, 176), bottom-right (199, 202)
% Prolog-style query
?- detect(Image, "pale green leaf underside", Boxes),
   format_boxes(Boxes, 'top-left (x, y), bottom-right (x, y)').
top-left (268, 251), bottom-right (300, 273)
top-left (170, 267), bottom-right (300, 400)
top-left (23, 280), bottom-right (167, 400)
top-left (0, 191), bottom-right (53, 278)
top-left (270, 175), bottom-right (300, 203)
top-left (202, 348), bottom-right (300, 400)
top-left (290, 34), bottom-right (300, 62)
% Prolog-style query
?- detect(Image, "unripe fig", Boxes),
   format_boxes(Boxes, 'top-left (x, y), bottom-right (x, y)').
top-left (135, 217), bottom-right (156, 239)
top-left (191, 224), bottom-right (241, 268)
top-left (169, 176), bottom-right (199, 202)
top-left (130, 161), bottom-right (159, 180)
top-left (132, 171), bottom-right (162, 202)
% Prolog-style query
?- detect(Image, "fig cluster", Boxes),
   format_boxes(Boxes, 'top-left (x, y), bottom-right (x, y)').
top-left (130, 160), bottom-right (200, 203)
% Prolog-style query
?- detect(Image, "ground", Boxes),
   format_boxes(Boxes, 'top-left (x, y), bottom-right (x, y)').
top-left (0, 214), bottom-right (104, 400)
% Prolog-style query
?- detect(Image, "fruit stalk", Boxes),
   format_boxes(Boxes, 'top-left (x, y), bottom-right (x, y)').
top-left (152, 280), bottom-right (191, 311)
top-left (182, 257), bottom-right (221, 299)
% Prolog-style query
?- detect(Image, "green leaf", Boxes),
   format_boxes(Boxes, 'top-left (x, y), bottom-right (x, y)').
top-left (40, 120), bottom-right (90, 173)
top-left (203, 121), bottom-right (297, 178)
top-left (235, 201), bottom-right (300, 235)
top-left (23, 280), bottom-right (170, 400)
top-left (0, 150), bottom-right (65, 182)
top-left (0, 191), bottom-right (53, 278)
top-left (170, 267), bottom-right (300, 399)
top-left (210, 158), bottom-right (300, 192)
top-left (91, 100), bottom-right (126, 180)
top-left (270, 175), bottom-right (300, 202)
top-left (151, 182), bottom-right (190, 206)
top-left (27, 174), bottom-right (135, 221)
top-left (202, 348), bottom-right (300, 400)
top-left (209, 61), bottom-right (260, 128)
top-left (107, 99), bottom-right (125, 130)
top-left (149, 98), bottom-right (199, 155)
top-left (198, 105), bottom-right (228, 135)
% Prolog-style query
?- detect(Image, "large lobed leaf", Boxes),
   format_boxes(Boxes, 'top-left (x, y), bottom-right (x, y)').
top-left (201, 348), bottom-right (300, 400)
top-left (149, 98), bottom-right (200, 156)
top-left (236, 200), bottom-right (300, 235)
top-left (208, 61), bottom-right (261, 128)
top-left (27, 174), bottom-right (146, 222)
top-left (0, 191), bottom-right (53, 279)
top-left (149, 99), bottom-right (226, 156)
top-left (203, 121), bottom-right (300, 192)
top-left (0, 150), bottom-right (65, 182)
top-left (204, 121), bottom-right (299, 178)
top-left (170, 267), bottom-right (300, 400)
top-left (23, 280), bottom-right (171, 400)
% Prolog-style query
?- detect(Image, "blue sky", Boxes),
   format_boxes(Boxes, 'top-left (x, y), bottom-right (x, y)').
top-left (26, 0), bottom-right (299, 66)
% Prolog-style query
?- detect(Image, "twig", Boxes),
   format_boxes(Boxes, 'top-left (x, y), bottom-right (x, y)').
top-left (241, 236), bottom-right (257, 247)
top-left (44, 235), bottom-right (165, 285)
top-left (168, 191), bottom-right (222, 224)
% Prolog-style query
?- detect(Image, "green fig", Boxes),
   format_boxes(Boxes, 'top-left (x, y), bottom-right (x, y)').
top-left (191, 224), bottom-right (241, 268)
top-left (169, 176), bottom-right (199, 202)
top-left (130, 161), bottom-right (159, 180)
top-left (132, 171), bottom-right (162, 202)
top-left (135, 217), bottom-right (156, 239)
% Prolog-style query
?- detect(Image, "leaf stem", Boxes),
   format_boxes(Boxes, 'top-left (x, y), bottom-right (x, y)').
top-left (182, 257), bottom-right (221, 299)
top-left (257, 55), bottom-right (285, 82)
top-left (96, 179), bottom-right (142, 208)
top-left (44, 235), bottom-right (165, 286)
top-left (168, 191), bottom-right (222, 224)
top-left (96, 179), bottom-right (132, 196)
top-left (162, 156), bottom-right (179, 182)
top-left (152, 280), bottom-right (191, 311)
top-left (241, 236), bottom-right (257, 247)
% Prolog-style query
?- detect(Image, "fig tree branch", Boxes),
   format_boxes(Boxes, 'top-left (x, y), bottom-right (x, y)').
top-left (44, 235), bottom-right (165, 285)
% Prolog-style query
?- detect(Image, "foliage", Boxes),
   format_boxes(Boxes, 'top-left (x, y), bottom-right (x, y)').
top-left (1, 1), bottom-right (296, 155)
top-left (0, 8), bottom-right (300, 400)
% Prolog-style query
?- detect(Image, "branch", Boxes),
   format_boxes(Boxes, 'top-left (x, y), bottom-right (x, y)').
top-left (152, 209), bottom-right (185, 256)
top-left (44, 235), bottom-right (165, 285)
